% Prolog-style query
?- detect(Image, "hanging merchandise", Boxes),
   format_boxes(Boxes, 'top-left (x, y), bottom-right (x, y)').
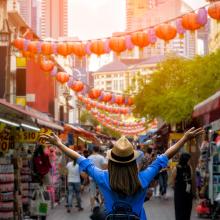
top-left (33, 145), bottom-right (52, 179)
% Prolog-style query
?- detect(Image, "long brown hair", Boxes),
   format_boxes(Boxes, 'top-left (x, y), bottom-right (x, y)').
top-left (108, 160), bottom-right (141, 196)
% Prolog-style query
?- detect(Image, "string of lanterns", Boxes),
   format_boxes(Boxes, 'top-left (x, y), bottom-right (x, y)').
top-left (92, 112), bottom-right (146, 136)
top-left (12, 2), bottom-right (220, 59)
top-left (77, 94), bottom-right (132, 115)
top-left (90, 109), bottom-right (145, 128)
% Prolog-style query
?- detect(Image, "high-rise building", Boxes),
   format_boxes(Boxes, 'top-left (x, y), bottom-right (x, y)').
top-left (17, 0), bottom-right (32, 26)
top-left (125, 0), bottom-right (199, 58)
top-left (41, 0), bottom-right (68, 38)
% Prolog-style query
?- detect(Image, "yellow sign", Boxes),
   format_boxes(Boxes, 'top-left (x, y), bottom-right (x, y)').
top-left (16, 131), bottom-right (39, 143)
top-left (38, 128), bottom-right (53, 145)
top-left (0, 123), bottom-right (6, 133)
top-left (169, 133), bottom-right (183, 140)
top-left (0, 129), bottom-right (10, 153)
top-left (16, 57), bottom-right (27, 68)
top-left (16, 97), bottom-right (26, 107)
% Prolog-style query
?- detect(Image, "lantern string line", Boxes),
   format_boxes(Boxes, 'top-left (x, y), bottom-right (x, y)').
top-left (19, 3), bottom-right (210, 43)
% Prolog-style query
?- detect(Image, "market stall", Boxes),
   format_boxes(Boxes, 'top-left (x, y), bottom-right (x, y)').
top-left (0, 100), bottom-right (64, 219)
top-left (193, 91), bottom-right (220, 217)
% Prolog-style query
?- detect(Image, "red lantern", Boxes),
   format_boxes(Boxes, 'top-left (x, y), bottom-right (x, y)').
top-left (86, 104), bottom-right (92, 111)
top-left (115, 95), bottom-right (125, 105)
top-left (72, 42), bottom-right (86, 58)
top-left (13, 38), bottom-right (25, 50)
top-left (127, 97), bottom-right (134, 106)
top-left (102, 92), bottom-right (112, 102)
top-left (40, 59), bottom-right (55, 72)
top-left (155, 24), bottom-right (177, 42)
top-left (57, 43), bottom-right (69, 57)
top-left (182, 13), bottom-right (202, 31)
top-left (56, 72), bottom-right (70, 84)
top-left (131, 32), bottom-right (150, 48)
top-left (90, 40), bottom-right (105, 56)
top-left (208, 2), bottom-right (220, 21)
top-left (109, 37), bottom-right (126, 54)
top-left (27, 41), bottom-right (38, 54)
top-left (41, 42), bottom-right (53, 55)
top-left (67, 43), bottom-right (75, 54)
top-left (71, 80), bottom-right (84, 92)
top-left (89, 89), bottom-right (101, 99)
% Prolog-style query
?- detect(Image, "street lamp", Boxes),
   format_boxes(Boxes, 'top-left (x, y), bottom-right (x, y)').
top-left (63, 87), bottom-right (72, 123)
top-left (0, 19), bottom-right (11, 102)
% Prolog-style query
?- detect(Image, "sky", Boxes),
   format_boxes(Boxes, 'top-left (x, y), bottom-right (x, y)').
top-left (68, 0), bottom-right (207, 40)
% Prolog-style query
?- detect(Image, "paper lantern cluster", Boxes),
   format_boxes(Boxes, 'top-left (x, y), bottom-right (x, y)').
top-left (13, 3), bottom-right (218, 59)
top-left (90, 110), bottom-right (145, 128)
top-left (77, 94), bottom-right (132, 115)
top-left (92, 110), bottom-right (146, 136)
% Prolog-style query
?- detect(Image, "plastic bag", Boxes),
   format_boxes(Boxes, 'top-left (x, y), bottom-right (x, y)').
top-left (30, 188), bottom-right (50, 216)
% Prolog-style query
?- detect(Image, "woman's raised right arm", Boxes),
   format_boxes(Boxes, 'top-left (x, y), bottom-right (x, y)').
top-left (40, 133), bottom-right (81, 160)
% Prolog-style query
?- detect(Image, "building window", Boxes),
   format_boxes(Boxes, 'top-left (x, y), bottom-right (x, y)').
top-left (113, 80), bottom-right (118, 90)
top-left (106, 74), bottom-right (111, 78)
top-left (119, 80), bottom-right (124, 91)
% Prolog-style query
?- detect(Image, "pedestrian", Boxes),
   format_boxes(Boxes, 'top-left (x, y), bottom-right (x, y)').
top-left (158, 167), bottom-right (168, 199)
top-left (172, 152), bottom-right (193, 220)
top-left (88, 145), bottom-right (107, 210)
top-left (41, 127), bottom-right (203, 220)
top-left (66, 159), bottom-right (84, 213)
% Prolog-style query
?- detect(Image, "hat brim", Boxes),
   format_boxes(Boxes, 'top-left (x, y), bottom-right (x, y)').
top-left (106, 149), bottom-right (141, 164)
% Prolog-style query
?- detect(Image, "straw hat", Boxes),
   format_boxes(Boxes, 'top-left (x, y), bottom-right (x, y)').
top-left (107, 136), bottom-right (141, 164)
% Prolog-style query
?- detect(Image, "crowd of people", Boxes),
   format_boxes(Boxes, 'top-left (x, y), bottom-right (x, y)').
top-left (57, 128), bottom-right (202, 220)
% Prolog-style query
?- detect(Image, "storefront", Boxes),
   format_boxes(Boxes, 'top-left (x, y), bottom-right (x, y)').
top-left (193, 91), bottom-right (220, 216)
top-left (0, 99), bottom-right (64, 219)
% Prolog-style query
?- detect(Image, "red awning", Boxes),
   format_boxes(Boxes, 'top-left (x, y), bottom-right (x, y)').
top-left (193, 91), bottom-right (220, 118)
top-left (64, 124), bottom-right (99, 144)
top-left (0, 99), bottom-right (63, 131)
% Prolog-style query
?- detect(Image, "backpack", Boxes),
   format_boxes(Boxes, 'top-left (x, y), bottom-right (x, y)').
top-left (105, 201), bottom-right (140, 220)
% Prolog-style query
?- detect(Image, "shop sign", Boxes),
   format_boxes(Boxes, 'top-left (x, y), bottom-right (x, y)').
top-left (16, 128), bottom-right (53, 144)
top-left (0, 129), bottom-right (10, 153)
top-left (16, 96), bottom-right (26, 107)
top-left (38, 128), bottom-right (53, 145)
top-left (16, 57), bottom-right (26, 68)
top-left (16, 131), bottom-right (39, 143)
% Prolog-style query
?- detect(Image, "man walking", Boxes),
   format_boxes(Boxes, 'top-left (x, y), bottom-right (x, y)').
top-left (66, 159), bottom-right (84, 213)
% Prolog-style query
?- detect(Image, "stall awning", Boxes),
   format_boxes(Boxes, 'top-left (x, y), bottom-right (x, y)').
top-left (193, 91), bottom-right (220, 118)
top-left (64, 124), bottom-right (99, 144)
top-left (37, 119), bottom-right (63, 131)
top-left (0, 99), bottom-right (63, 131)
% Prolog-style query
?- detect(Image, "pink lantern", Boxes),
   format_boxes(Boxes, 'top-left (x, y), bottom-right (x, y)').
top-left (104, 39), bottom-right (111, 53)
top-left (125, 35), bottom-right (134, 50)
top-left (148, 28), bottom-right (157, 44)
top-left (197, 8), bottom-right (208, 26)
top-left (176, 18), bottom-right (186, 37)
top-left (85, 42), bottom-right (92, 56)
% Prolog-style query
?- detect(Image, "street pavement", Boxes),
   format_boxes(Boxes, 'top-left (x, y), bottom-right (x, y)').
top-left (47, 189), bottom-right (204, 220)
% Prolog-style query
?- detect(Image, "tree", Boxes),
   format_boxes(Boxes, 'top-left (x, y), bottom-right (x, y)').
top-left (134, 50), bottom-right (220, 124)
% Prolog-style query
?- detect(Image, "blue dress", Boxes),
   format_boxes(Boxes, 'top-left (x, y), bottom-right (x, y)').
top-left (77, 154), bottom-right (168, 220)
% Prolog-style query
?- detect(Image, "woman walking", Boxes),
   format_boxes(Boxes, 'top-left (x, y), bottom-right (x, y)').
top-left (173, 153), bottom-right (193, 220)
top-left (41, 127), bottom-right (203, 220)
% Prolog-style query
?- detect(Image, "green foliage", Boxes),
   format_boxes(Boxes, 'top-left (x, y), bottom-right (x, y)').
top-left (134, 50), bottom-right (220, 124)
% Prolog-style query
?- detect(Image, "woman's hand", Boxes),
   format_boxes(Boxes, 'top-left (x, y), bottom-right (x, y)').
top-left (40, 133), bottom-right (62, 146)
top-left (165, 127), bottom-right (204, 159)
top-left (183, 127), bottom-right (204, 141)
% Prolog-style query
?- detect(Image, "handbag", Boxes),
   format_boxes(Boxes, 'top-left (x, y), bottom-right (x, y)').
top-left (30, 188), bottom-right (51, 216)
